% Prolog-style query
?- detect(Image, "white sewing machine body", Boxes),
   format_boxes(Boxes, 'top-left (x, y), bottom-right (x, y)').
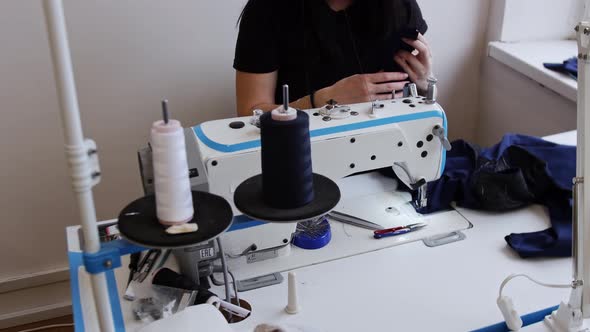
top-left (180, 96), bottom-right (449, 258)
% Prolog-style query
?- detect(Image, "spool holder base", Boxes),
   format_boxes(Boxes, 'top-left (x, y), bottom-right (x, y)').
top-left (233, 173), bottom-right (341, 223)
top-left (117, 191), bottom-right (233, 249)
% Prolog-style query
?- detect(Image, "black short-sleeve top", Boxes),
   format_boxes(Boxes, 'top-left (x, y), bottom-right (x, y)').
top-left (234, 0), bottom-right (428, 104)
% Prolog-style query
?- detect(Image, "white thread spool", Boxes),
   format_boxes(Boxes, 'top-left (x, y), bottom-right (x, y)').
top-left (151, 117), bottom-right (194, 226)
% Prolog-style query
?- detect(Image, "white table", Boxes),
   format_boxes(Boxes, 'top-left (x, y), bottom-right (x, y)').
top-left (67, 131), bottom-right (576, 332)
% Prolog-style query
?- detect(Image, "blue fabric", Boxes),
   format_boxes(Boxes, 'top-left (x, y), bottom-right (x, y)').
top-left (417, 134), bottom-right (576, 258)
top-left (544, 57), bottom-right (578, 80)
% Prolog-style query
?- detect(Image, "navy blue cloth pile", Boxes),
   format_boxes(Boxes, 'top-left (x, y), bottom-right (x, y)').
top-left (416, 134), bottom-right (576, 258)
top-left (544, 57), bottom-right (578, 80)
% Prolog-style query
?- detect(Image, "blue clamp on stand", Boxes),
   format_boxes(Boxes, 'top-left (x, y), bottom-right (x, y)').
top-left (83, 239), bottom-right (146, 274)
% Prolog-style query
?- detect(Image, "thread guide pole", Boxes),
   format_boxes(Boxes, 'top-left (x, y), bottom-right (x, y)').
top-left (42, 0), bottom-right (115, 330)
top-left (282, 84), bottom-right (289, 113)
top-left (162, 99), bottom-right (169, 124)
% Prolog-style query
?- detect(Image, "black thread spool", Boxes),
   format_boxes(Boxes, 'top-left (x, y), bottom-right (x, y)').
top-left (233, 85), bottom-right (340, 223)
top-left (260, 111), bottom-right (314, 208)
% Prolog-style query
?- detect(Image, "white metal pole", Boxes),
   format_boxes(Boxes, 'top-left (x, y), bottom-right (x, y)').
top-left (577, 21), bottom-right (590, 317)
top-left (42, 1), bottom-right (115, 330)
top-left (576, 28), bottom-right (587, 313)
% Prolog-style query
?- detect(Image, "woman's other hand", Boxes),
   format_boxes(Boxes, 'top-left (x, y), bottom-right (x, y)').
top-left (394, 33), bottom-right (433, 92)
top-left (236, 70), bottom-right (409, 116)
top-left (317, 72), bottom-right (409, 105)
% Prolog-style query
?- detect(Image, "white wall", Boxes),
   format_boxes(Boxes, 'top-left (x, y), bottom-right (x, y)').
top-left (420, 0), bottom-right (491, 141)
top-left (477, 58), bottom-right (576, 145)
top-left (476, 0), bottom-right (578, 145)
top-left (0, 0), bottom-right (247, 325)
top-left (0, 0), bottom-right (491, 325)
top-left (0, 0), bottom-right (245, 280)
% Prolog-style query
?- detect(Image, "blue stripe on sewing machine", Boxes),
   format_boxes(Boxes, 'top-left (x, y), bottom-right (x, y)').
top-left (193, 110), bottom-right (447, 175)
top-left (227, 215), bottom-right (266, 232)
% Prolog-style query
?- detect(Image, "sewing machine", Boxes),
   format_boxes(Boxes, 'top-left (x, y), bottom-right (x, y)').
top-left (137, 84), bottom-right (452, 282)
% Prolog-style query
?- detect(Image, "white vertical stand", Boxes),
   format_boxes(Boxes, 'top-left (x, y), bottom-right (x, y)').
top-left (579, 21), bottom-right (590, 318)
top-left (544, 20), bottom-right (590, 332)
top-left (42, 1), bottom-right (115, 331)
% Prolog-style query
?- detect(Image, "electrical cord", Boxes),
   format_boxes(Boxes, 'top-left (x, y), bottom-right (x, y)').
top-left (210, 273), bottom-right (224, 286)
top-left (226, 243), bottom-right (256, 259)
top-left (498, 273), bottom-right (571, 299)
top-left (228, 270), bottom-right (240, 304)
top-left (16, 323), bottom-right (74, 332)
top-left (210, 268), bottom-right (240, 304)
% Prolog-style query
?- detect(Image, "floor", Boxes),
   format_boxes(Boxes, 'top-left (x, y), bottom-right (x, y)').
top-left (0, 316), bottom-right (73, 332)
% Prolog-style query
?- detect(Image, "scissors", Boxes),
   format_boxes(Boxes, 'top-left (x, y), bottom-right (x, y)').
top-left (373, 223), bottom-right (427, 239)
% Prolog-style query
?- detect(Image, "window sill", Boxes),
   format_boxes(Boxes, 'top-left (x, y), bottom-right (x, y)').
top-left (488, 40), bottom-right (578, 102)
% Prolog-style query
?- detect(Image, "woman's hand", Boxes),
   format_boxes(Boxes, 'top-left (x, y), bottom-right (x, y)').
top-left (317, 72), bottom-right (409, 105)
top-left (394, 33), bottom-right (433, 92)
top-left (235, 70), bottom-right (408, 116)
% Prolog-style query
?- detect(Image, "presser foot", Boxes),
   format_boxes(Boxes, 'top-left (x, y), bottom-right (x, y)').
top-left (411, 183), bottom-right (428, 210)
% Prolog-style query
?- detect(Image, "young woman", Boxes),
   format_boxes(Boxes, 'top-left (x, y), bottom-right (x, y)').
top-left (234, 0), bottom-right (432, 116)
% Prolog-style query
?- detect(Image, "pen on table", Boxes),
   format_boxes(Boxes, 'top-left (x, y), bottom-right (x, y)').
top-left (133, 249), bottom-right (158, 282)
top-left (132, 251), bottom-right (151, 282)
top-left (127, 252), bottom-right (141, 285)
top-left (136, 249), bottom-right (161, 282)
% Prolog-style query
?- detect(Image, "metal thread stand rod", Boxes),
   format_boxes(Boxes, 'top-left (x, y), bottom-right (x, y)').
top-left (577, 21), bottom-right (590, 317)
top-left (162, 99), bottom-right (169, 124)
top-left (282, 84), bottom-right (289, 113)
top-left (42, 1), bottom-right (114, 331)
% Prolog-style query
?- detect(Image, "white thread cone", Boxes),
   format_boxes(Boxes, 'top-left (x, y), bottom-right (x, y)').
top-left (285, 272), bottom-right (301, 314)
top-left (151, 119), bottom-right (194, 225)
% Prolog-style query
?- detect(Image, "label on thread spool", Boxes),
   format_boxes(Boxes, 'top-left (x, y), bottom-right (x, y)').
top-left (151, 119), bottom-right (194, 225)
top-left (260, 111), bottom-right (315, 209)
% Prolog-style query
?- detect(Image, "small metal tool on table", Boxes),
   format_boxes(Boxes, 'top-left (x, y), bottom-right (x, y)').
top-left (328, 211), bottom-right (384, 231)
